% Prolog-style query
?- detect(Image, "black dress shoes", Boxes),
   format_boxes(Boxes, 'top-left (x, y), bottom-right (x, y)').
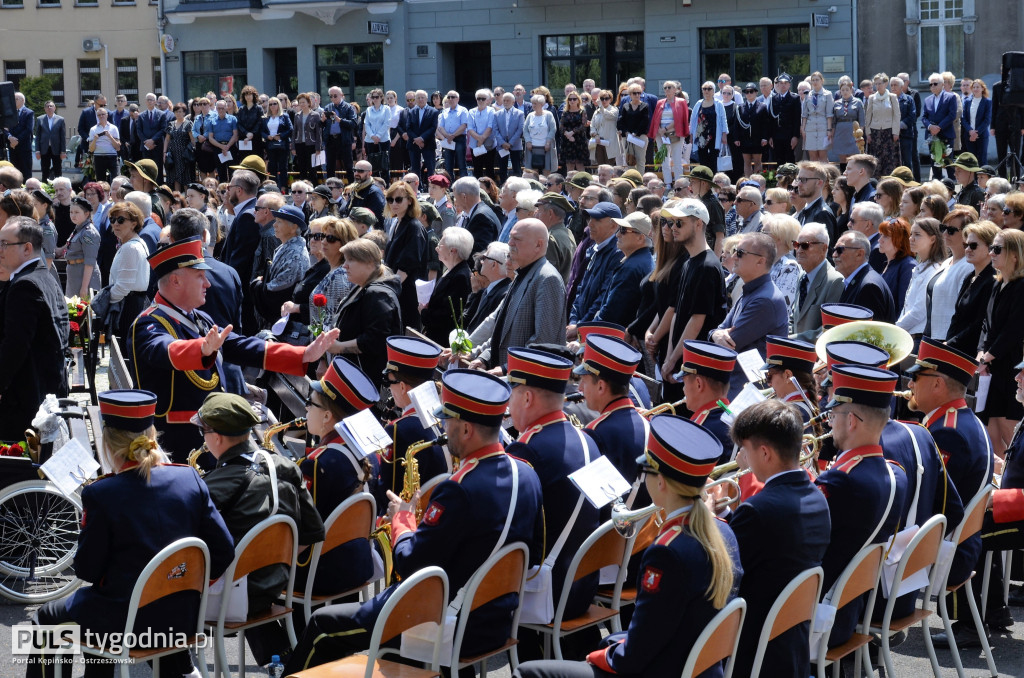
top-left (931, 621), bottom-right (989, 649)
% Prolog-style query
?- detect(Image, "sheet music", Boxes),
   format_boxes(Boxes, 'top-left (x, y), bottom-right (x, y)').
top-left (238, 140), bottom-right (253, 151)
top-left (335, 409), bottom-right (391, 457)
top-left (569, 455), bottom-right (631, 509)
top-left (408, 381), bottom-right (442, 431)
top-left (415, 278), bottom-right (435, 306)
top-left (41, 438), bottom-right (99, 499)
top-left (217, 151), bottom-right (232, 164)
top-left (722, 383), bottom-right (767, 427)
top-left (736, 348), bottom-right (766, 385)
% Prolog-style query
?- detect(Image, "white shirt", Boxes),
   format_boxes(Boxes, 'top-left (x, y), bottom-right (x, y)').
top-left (895, 260), bottom-right (941, 333)
top-left (88, 122), bottom-right (119, 155)
top-left (108, 236), bottom-right (151, 301)
top-left (928, 256), bottom-right (973, 339)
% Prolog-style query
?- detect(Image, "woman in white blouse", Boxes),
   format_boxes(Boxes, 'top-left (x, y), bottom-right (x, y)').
top-left (895, 216), bottom-right (946, 337)
top-left (760, 213), bottom-right (802, 308)
top-left (362, 88), bottom-right (392, 179)
top-left (524, 94), bottom-right (558, 173)
top-left (104, 201), bottom-right (151, 346)
top-left (589, 89), bottom-right (620, 166)
top-left (864, 72), bottom-right (901, 177)
top-left (927, 208), bottom-right (975, 339)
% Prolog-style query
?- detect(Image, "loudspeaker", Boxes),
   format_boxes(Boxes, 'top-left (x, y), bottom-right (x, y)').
top-left (1002, 52), bottom-right (1024, 107)
top-left (0, 81), bottom-right (17, 129)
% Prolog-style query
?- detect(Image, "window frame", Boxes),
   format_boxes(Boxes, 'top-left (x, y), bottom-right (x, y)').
top-left (700, 25), bottom-right (810, 87)
top-left (539, 32), bottom-right (644, 95)
top-left (917, 0), bottom-right (965, 78)
top-left (4, 61), bottom-right (26, 90)
top-left (40, 59), bottom-right (65, 106)
top-left (183, 50), bottom-right (246, 100)
top-left (115, 58), bottom-right (139, 104)
top-left (78, 58), bottom-right (102, 106)
top-left (314, 43), bottom-right (385, 103)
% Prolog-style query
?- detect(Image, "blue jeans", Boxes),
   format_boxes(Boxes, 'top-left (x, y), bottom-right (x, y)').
top-left (442, 134), bottom-right (468, 179)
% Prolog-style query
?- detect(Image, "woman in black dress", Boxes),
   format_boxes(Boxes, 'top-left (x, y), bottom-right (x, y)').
top-left (946, 221), bottom-right (996, 354)
top-left (977, 228), bottom-right (1024, 451)
top-left (558, 93), bottom-right (588, 172)
top-left (381, 181), bottom-right (428, 330)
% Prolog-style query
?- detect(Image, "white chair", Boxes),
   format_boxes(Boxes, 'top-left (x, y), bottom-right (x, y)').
top-left (520, 519), bottom-right (637, 660)
top-left (815, 543), bottom-right (885, 678)
top-left (287, 565), bottom-right (449, 678)
top-left (933, 485), bottom-right (998, 678)
top-left (869, 514), bottom-right (947, 678)
top-left (207, 514), bottom-right (299, 678)
top-left (680, 597), bottom-right (747, 678)
top-left (293, 492), bottom-right (377, 623)
top-left (748, 566), bottom-right (824, 677)
top-left (450, 542), bottom-right (530, 677)
top-left (57, 537), bottom-right (212, 678)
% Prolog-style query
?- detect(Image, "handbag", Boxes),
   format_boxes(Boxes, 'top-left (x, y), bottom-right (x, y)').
top-left (201, 139), bottom-right (217, 154)
top-left (717, 148), bottom-right (733, 172)
top-left (530, 148), bottom-right (547, 170)
top-left (206, 574), bottom-right (249, 623)
top-left (267, 138), bottom-right (285, 152)
top-left (182, 143), bottom-right (195, 164)
top-left (164, 150), bottom-right (174, 168)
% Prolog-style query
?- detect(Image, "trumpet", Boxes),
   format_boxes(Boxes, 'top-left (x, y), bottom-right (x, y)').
top-left (611, 501), bottom-right (664, 538)
top-left (705, 476), bottom-right (742, 511)
top-left (895, 389), bottom-right (912, 400)
top-left (641, 398), bottom-right (686, 418)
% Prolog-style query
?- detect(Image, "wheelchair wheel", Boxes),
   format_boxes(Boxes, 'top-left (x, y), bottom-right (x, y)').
top-left (0, 480), bottom-right (82, 603)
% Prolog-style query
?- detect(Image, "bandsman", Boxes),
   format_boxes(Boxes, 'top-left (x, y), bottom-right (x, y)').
top-left (674, 340), bottom-right (736, 461)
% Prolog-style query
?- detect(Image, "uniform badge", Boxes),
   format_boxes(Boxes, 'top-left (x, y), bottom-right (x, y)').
top-left (167, 562), bottom-right (188, 579)
top-left (423, 501), bottom-right (444, 526)
top-left (641, 566), bottom-right (662, 593)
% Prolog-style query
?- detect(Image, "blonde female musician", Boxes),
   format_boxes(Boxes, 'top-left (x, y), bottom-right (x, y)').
top-left (514, 415), bottom-right (741, 678)
top-left (762, 336), bottom-right (819, 428)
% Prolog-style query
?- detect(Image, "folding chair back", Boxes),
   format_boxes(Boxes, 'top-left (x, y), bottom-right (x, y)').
top-left (682, 597), bottom-right (747, 678)
top-left (954, 484), bottom-right (994, 546)
top-left (750, 567), bottom-right (824, 677)
top-left (378, 567), bottom-right (449, 645)
top-left (232, 516), bottom-right (295, 582)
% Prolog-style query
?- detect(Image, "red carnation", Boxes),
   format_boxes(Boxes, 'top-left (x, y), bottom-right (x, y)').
top-left (313, 294), bottom-right (328, 308)
top-left (69, 321), bottom-right (80, 333)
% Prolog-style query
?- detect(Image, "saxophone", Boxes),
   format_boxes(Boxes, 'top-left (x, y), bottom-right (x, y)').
top-left (187, 443), bottom-right (211, 477)
top-left (262, 417), bottom-right (307, 452)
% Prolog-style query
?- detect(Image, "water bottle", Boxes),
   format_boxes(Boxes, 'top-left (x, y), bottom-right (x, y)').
top-left (267, 655), bottom-right (284, 678)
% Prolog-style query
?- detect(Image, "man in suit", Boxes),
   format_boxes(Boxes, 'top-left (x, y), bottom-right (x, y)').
top-left (767, 73), bottom-right (801, 165)
top-left (892, 76), bottom-right (919, 178)
top-left (453, 176), bottom-right (500, 254)
top-left (567, 202), bottom-right (623, 336)
top-left (849, 201), bottom-right (887, 273)
top-left (464, 243), bottom-right (511, 332)
top-left (321, 86), bottom-right (357, 182)
top-left (469, 219), bottom-right (566, 372)
top-left (401, 89), bottom-right (438, 182)
top-left (922, 73), bottom-right (959, 179)
top-left (834, 230), bottom-right (896, 323)
top-left (791, 222), bottom-right (844, 341)
top-left (794, 162), bottom-right (837, 241)
top-left (595, 211), bottom-right (654, 328)
top-left (729, 400), bottom-right (830, 678)
top-left (74, 94), bottom-right (103, 167)
top-left (898, 72), bottom-right (924, 181)
top-left (6, 93), bottom-right (34, 181)
top-left (218, 170), bottom-right (261, 334)
top-left (137, 93), bottom-right (168, 183)
top-left (0, 217), bottom-right (69, 440)
top-left (734, 185), bottom-right (764, 234)
top-left (119, 103), bottom-right (142, 162)
top-left (494, 92), bottom-right (525, 181)
top-left (34, 100), bottom-right (66, 181)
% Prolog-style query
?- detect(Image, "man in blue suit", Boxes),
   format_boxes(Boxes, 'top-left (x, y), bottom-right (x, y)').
top-left (567, 202), bottom-right (624, 335)
top-left (922, 73), bottom-right (959, 179)
top-left (401, 89), bottom-right (438, 182)
top-left (834, 230), bottom-right (896, 323)
top-left (136, 93), bottom-right (169, 183)
top-left (7, 92), bottom-right (34, 180)
top-left (494, 91), bottom-right (525, 181)
top-left (34, 100), bottom-right (66, 181)
top-left (596, 211), bottom-right (654, 328)
top-left (729, 399), bottom-right (830, 678)
top-left (321, 86), bottom-right (358, 182)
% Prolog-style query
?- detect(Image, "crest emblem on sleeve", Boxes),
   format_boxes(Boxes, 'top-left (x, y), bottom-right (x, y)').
top-left (641, 566), bottom-right (662, 593)
top-left (423, 501), bottom-right (444, 526)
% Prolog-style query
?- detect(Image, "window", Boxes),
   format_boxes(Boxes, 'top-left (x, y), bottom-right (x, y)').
top-left (919, 0), bottom-right (964, 77)
top-left (315, 44), bottom-right (384, 102)
top-left (183, 50), bottom-right (245, 100)
top-left (701, 25), bottom-right (809, 86)
top-left (38, 0), bottom-right (59, 5)
top-left (4, 61), bottom-right (26, 90)
top-left (116, 59), bottom-right (138, 102)
top-left (152, 57), bottom-right (162, 96)
top-left (41, 59), bottom-right (65, 106)
top-left (76, 0), bottom-right (97, 6)
top-left (78, 59), bottom-right (101, 105)
top-left (540, 32), bottom-right (644, 94)
top-left (1, 0), bottom-right (25, 8)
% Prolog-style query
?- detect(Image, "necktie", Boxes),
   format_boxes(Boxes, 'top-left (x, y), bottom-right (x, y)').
top-left (799, 274), bottom-right (810, 310)
top-left (812, 92), bottom-right (818, 107)
top-left (419, 107), bottom-right (424, 125)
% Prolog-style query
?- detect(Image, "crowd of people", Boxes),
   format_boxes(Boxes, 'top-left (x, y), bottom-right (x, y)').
top-left (2, 65), bottom-right (1024, 678)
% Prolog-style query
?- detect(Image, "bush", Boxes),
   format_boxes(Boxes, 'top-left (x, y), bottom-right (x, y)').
top-left (18, 74), bottom-right (56, 115)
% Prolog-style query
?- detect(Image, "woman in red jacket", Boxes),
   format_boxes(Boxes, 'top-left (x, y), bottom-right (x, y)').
top-left (648, 81), bottom-right (690, 187)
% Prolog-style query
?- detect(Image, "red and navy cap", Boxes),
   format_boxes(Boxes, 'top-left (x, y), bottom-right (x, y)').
top-left (763, 335), bottom-right (816, 374)
top-left (311, 356), bottom-right (379, 414)
top-left (820, 302), bottom-right (873, 330)
top-left (906, 336), bottom-right (977, 386)
top-left (507, 347), bottom-right (573, 393)
top-left (98, 389), bottom-right (157, 432)
top-left (572, 334), bottom-right (641, 385)
top-left (435, 369), bottom-right (511, 426)
top-left (639, 414), bottom-right (722, 487)
top-left (824, 340), bottom-right (891, 370)
top-left (384, 335), bottom-right (441, 382)
top-left (827, 364), bottom-right (899, 409)
top-left (577, 321), bottom-right (626, 345)
top-left (147, 236), bottom-right (211, 280)
top-left (678, 340), bottom-right (736, 384)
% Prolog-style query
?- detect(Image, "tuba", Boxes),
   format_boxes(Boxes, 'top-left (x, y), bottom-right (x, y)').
top-left (814, 321), bottom-right (914, 368)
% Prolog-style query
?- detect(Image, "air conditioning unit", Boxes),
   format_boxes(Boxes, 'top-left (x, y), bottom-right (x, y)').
top-left (82, 38), bottom-right (102, 52)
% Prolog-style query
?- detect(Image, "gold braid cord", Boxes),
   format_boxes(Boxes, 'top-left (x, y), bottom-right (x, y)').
top-left (151, 314), bottom-right (220, 391)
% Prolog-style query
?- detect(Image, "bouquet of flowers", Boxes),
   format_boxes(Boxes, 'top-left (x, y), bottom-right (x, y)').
top-left (448, 297), bottom-right (472, 361)
top-left (929, 137), bottom-right (952, 167)
top-left (310, 293), bottom-right (328, 337)
top-left (0, 441), bottom-right (29, 458)
top-left (66, 296), bottom-right (90, 348)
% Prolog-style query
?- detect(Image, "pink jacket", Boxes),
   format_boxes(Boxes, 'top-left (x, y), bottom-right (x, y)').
top-left (648, 98), bottom-right (690, 139)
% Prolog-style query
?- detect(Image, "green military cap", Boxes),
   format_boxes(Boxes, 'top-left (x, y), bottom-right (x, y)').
top-left (567, 171), bottom-right (593, 190)
top-left (620, 168), bottom-right (644, 187)
top-left (536, 192), bottom-right (574, 213)
top-left (192, 392), bottom-right (260, 436)
top-left (348, 206), bottom-right (378, 228)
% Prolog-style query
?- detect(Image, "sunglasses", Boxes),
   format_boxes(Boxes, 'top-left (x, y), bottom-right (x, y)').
top-left (629, 92), bottom-right (641, 96)
top-left (292, 190), bottom-right (306, 194)
top-left (476, 97), bottom-right (488, 101)
top-left (1003, 207), bottom-right (1016, 215)
top-left (568, 97), bottom-right (580, 101)
top-left (990, 245), bottom-right (1004, 254)
top-left (792, 241), bottom-right (823, 250)
top-left (733, 248), bottom-right (762, 259)
top-left (702, 87), bottom-right (714, 91)
top-left (386, 196), bottom-right (406, 204)
top-left (600, 96), bottom-right (612, 101)
top-left (743, 89), bottom-right (757, 93)
top-left (939, 225), bottom-right (962, 235)
top-left (718, 196), bottom-right (734, 203)
top-left (617, 226), bottom-right (639, 235)
top-left (673, 187), bottom-right (687, 193)
top-left (965, 241), bottom-right (982, 250)
top-left (832, 245), bottom-right (862, 255)
top-left (110, 216), bottom-right (134, 225)
top-left (764, 200), bottom-right (776, 205)
top-left (312, 233), bottom-right (342, 243)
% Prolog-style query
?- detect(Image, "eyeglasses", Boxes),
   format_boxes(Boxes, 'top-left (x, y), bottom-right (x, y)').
top-left (910, 371), bottom-right (942, 382)
top-left (965, 241), bottom-right (982, 251)
top-left (832, 245), bottom-right (863, 256)
top-left (291, 189), bottom-right (306, 194)
top-left (312, 233), bottom-right (342, 243)
top-left (0, 240), bottom-right (27, 249)
top-left (929, 83), bottom-right (942, 87)
top-left (733, 248), bottom-right (762, 259)
top-left (600, 96), bottom-right (612, 101)
top-left (792, 240), bottom-right (824, 250)
top-left (304, 398), bottom-right (324, 410)
top-left (825, 408), bottom-right (865, 425)
top-left (255, 205), bottom-right (271, 212)
top-left (717, 79), bottom-right (728, 83)
top-left (990, 245), bottom-right (1004, 254)
top-left (794, 176), bottom-right (821, 184)
top-left (939, 225), bottom-right (962, 235)
top-left (386, 196), bottom-right (406, 204)
top-left (702, 87), bottom-right (714, 91)
top-left (1003, 207), bottom-right (1016, 215)
top-left (735, 197), bottom-right (754, 204)
top-left (110, 216), bottom-right (136, 225)
top-left (718, 196), bottom-right (734, 203)
top-left (476, 97), bottom-right (488, 101)
top-left (673, 187), bottom-right (687, 193)
top-left (617, 226), bottom-right (639, 235)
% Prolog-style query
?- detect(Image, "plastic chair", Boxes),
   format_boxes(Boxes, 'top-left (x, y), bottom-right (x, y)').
top-left (748, 566), bottom-right (824, 677)
top-left (815, 543), bottom-right (885, 678)
top-left (869, 514), bottom-right (948, 678)
top-left (933, 485), bottom-right (998, 678)
top-left (293, 492), bottom-right (377, 623)
top-left (680, 597), bottom-right (747, 678)
top-left (56, 537), bottom-right (212, 678)
top-left (451, 542), bottom-right (529, 677)
top-left (520, 519), bottom-right (635, 660)
top-left (287, 566), bottom-right (449, 678)
top-left (206, 514), bottom-right (299, 678)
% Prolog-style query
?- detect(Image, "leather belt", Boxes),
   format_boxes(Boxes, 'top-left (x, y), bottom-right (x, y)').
top-left (67, 258), bottom-right (85, 265)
